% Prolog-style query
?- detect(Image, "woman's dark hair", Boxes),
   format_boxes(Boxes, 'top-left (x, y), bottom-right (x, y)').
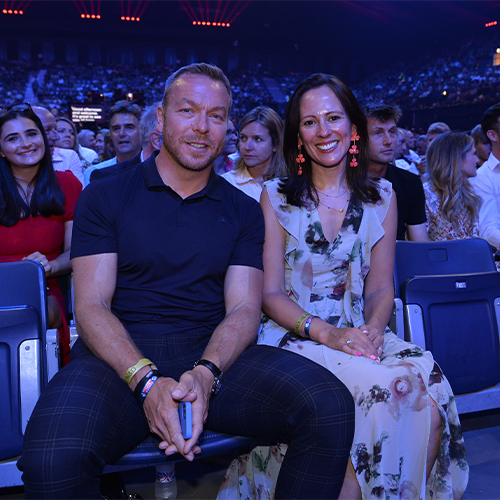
top-left (0, 107), bottom-right (65, 227)
top-left (279, 73), bottom-right (380, 207)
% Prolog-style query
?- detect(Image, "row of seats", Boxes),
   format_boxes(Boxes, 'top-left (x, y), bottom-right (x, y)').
top-left (1, 238), bottom-right (500, 491)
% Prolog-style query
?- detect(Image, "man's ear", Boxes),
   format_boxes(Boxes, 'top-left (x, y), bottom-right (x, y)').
top-left (487, 129), bottom-right (499, 144)
top-left (150, 132), bottom-right (162, 151)
top-left (156, 106), bottom-right (164, 134)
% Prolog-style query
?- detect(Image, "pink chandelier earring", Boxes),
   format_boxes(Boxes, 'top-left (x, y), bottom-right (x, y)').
top-left (296, 143), bottom-right (305, 175)
top-left (349, 132), bottom-right (360, 167)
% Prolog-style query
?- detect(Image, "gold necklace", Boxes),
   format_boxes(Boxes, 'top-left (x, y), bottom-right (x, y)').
top-left (317, 196), bottom-right (349, 212)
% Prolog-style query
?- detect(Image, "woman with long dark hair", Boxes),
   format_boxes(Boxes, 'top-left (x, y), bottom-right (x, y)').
top-left (0, 105), bottom-right (82, 365)
top-left (219, 75), bottom-right (467, 500)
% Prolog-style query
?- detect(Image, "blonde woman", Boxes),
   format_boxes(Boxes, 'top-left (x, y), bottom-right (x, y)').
top-left (424, 131), bottom-right (481, 240)
top-left (222, 106), bottom-right (285, 201)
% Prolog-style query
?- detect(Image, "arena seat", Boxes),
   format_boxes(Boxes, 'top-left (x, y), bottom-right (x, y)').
top-left (0, 260), bottom-right (59, 486)
top-left (394, 239), bottom-right (500, 413)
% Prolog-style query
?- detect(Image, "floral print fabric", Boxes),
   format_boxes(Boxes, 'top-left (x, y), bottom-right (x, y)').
top-left (423, 181), bottom-right (478, 241)
top-left (217, 178), bottom-right (468, 500)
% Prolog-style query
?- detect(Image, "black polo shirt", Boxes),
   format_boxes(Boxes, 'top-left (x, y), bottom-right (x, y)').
top-left (384, 164), bottom-right (426, 240)
top-left (71, 153), bottom-right (264, 339)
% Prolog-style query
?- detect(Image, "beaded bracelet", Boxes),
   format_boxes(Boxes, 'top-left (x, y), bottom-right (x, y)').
top-left (133, 369), bottom-right (162, 407)
top-left (295, 313), bottom-right (310, 335)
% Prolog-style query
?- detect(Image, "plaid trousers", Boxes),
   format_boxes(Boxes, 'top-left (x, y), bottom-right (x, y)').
top-left (21, 333), bottom-right (354, 499)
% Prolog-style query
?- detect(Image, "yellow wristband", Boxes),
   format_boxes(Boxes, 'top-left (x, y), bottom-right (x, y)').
top-left (295, 313), bottom-right (310, 335)
top-left (124, 358), bottom-right (156, 386)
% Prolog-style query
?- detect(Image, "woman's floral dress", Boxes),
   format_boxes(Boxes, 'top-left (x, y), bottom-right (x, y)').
top-left (218, 178), bottom-right (468, 500)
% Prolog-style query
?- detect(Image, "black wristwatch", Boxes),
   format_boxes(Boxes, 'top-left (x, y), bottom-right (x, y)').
top-left (193, 359), bottom-right (223, 396)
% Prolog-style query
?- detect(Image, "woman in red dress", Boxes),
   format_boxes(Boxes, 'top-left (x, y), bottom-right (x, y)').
top-left (0, 104), bottom-right (81, 365)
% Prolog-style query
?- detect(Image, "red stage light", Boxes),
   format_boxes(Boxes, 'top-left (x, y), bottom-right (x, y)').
top-left (136, 17), bottom-right (140, 21)
top-left (221, 22), bottom-right (225, 26)
top-left (81, 13), bottom-right (85, 18)
top-left (96, 14), bottom-right (100, 19)
top-left (2, 9), bottom-right (6, 14)
top-left (19, 10), bottom-right (23, 14)
top-left (14, 10), bottom-right (18, 14)
top-left (121, 16), bottom-right (125, 20)
top-left (192, 21), bottom-right (196, 25)
top-left (131, 16), bottom-right (135, 20)
top-left (126, 16), bottom-right (130, 20)
top-left (226, 22), bottom-right (230, 27)
top-left (8, 9), bottom-right (12, 14)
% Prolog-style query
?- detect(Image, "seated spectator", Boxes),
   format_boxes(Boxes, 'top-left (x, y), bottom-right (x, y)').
top-left (471, 103), bottom-right (500, 252)
top-left (394, 128), bottom-right (420, 175)
top-left (55, 117), bottom-right (98, 169)
top-left (90, 102), bottom-right (162, 182)
top-left (424, 132), bottom-right (481, 241)
top-left (364, 102), bottom-right (429, 241)
top-left (84, 101), bottom-right (142, 185)
top-left (0, 105), bottom-right (82, 365)
top-left (32, 106), bottom-right (84, 185)
top-left (427, 121), bottom-right (451, 145)
top-left (416, 134), bottom-right (427, 156)
top-left (78, 129), bottom-right (96, 151)
top-left (471, 124), bottom-right (491, 167)
top-left (222, 107), bottom-right (285, 201)
top-left (213, 119), bottom-right (238, 175)
top-left (94, 128), bottom-right (113, 162)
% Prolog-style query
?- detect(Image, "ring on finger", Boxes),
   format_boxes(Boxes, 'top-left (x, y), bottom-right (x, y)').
top-left (346, 339), bottom-right (354, 347)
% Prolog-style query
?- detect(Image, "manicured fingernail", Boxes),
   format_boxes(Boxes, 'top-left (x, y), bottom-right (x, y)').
top-left (356, 352), bottom-right (361, 356)
top-left (370, 355), bottom-right (377, 360)
top-left (363, 330), bottom-right (368, 334)
top-left (377, 357), bottom-right (381, 362)
top-left (172, 389), bottom-right (182, 397)
top-left (166, 450), bottom-right (176, 456)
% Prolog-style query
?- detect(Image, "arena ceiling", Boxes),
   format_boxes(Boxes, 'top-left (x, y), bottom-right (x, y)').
top-left (2, 1), bottom-right (500, 71)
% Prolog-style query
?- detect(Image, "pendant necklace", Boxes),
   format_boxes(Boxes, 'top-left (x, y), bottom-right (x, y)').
top-left (317, 195), bottom-right (349, 213)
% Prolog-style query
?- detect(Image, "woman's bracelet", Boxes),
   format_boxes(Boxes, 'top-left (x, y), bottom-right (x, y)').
top-left (133, 369), bottom-right (162, 407)
top-left (295, 313), bottom-right (310, 335)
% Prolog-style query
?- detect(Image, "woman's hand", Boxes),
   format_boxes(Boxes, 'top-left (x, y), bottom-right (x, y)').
top-left (23, 252), bottom-right (53, 276)
top-left (315, 321), bottom-right (381, 360)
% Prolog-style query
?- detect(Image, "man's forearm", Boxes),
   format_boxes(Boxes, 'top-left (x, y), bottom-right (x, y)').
top-left (200, 302), bottom-right (261, 372)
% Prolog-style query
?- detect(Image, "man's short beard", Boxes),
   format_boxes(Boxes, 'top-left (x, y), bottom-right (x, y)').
top-left (162, 132), bottom-right (224, 172)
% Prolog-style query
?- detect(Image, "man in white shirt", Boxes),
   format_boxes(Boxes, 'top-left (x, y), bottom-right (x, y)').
top-left (84, 101), bottom-right (142, 185)
top-left (471, 103), bottom-right (500, 251)
top-left (32, 106), bottom-right (83, 185)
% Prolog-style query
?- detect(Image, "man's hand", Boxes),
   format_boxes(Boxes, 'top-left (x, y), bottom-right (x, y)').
top-left (144, 366), bottom-right (214, 461)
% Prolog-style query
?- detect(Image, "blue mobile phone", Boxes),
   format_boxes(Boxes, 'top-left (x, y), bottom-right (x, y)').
top-left (178, 401), bottom-right (193, 439)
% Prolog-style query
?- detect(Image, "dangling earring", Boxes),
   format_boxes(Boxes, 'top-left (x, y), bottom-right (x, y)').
top-left (296, 143), bottom-right (305, 175)
top-left (349, 132), bottom-right (360, 167)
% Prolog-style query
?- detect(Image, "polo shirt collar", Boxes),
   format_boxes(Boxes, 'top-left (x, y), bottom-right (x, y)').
top-left (143, 152), bottom-right (222, 201)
